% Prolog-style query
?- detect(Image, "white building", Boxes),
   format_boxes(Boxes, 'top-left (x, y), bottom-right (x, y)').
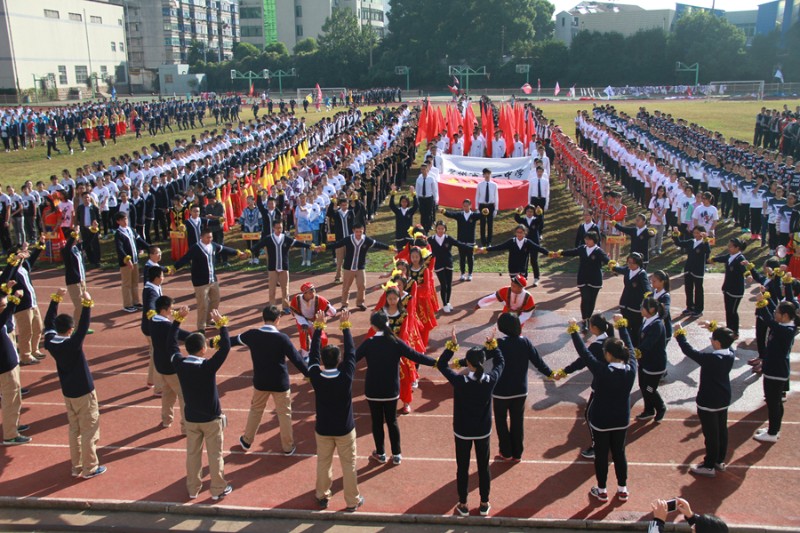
top-left (240, 0), bottom-right (385, 52)
top-left (0, 0), bottom-right (127, 97)
top-left (554, 2), bottom-right (674, 46)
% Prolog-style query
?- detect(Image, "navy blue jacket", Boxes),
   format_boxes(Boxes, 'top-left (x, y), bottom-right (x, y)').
top-left (231, 325), bottom-right (308, 391)
top-left (676, 334), bottom-right (734, 411)
top-left (561, 245), bottom-right (609, 288)
top-left (308, 328), bottom-right (357, 437)
top-left (356, 334), bottom-right (435, 401)
top-left (172, 327), bottom-right (230, 423)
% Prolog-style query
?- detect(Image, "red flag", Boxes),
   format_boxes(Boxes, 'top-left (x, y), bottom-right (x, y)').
top-left (483, 105), bottom-right (493, 157)
top-left (554, 82), bottom-right (561, 96)
top-left (248, 82), bottom-right (254, 97)
top-left (315, 83), bottom-right (323, 103)
top-left (521, 83), bottom-right (532, 95)
top-left (501, 104), bottom-right (515, 157)
top-left (453, 75), bottom-right (459, 86)
top-left (415, 103), bottom-right (428, 146)
top-left (515, 104), bottom-right (525, 146)
top-left (448, 85), bottom-right (458, 95)
top-left (463, 104), bottom-right (475, 156)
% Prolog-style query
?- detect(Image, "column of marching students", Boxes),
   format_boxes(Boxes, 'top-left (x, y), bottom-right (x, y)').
top-left (0, 101), bottom-right (793, 519)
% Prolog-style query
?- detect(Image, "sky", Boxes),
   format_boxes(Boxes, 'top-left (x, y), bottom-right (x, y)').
top-left (551, 0), bottom-right (766, 14)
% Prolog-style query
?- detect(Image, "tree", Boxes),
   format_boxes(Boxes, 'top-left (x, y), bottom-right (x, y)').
top-left (316, 8), bottom-right (377, 85)
top-left (293, 38), bottom-right (318, 56)
top-left (264, 42), bottom-right (289, 57)
top-left (668, 11), bottom-right (746, 83)
top-left (187, 40), bottom-right (205, 66)
top-left (233, 42), bottom-right (260, 61)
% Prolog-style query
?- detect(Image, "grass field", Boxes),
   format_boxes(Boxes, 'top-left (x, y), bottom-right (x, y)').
top-left (0, 98), bottom-right (794, 277)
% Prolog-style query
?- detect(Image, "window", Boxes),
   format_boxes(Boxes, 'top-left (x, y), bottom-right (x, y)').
top-left (111, 42), bottom-right (116, 52)
top-left (100, 65), bottom-right (108, 79)
top-left (240, 25), bottom-right (262, 37)
top-left (296, 24), bottom-right (303, 36)
top-left (58, 66), bottom-right (68, 85)
top-left (295, 5), bottom-right (302, 17)
top-left (44, 9), bottom-right (59, 19)
top-left (75, 65), bottom-right (88, 84)
top-left (90, 15), bottom-right (102, 23)
top-left (239, 7), bottom-right (260, 18)
top-left (69, 12), bottom-right (82, 21)
top-left (562, 16), bottom-right (565, 27)
top-left (119, 42), bottom-right (124, 52)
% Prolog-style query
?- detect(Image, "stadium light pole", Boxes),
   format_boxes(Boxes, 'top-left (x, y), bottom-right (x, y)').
top-left (271, 68), bottom-right (297, 97)
top-left (675, 62), bottom-right (700, 87)
top-left (230, 69), bottom-right (270, 94)
top-left (448, 65), bottom-right (488, 94)
top-left (395, 66), bottom-right (410, 91)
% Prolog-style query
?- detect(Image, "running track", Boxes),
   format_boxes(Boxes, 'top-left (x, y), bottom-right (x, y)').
top-left (1, 267), bottom-right (798, 529)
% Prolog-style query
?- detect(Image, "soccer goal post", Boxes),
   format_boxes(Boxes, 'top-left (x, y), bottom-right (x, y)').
top-left (708, 80), bottom-right (765, 100)
top-left (296, 87), bottom-right (348, 101)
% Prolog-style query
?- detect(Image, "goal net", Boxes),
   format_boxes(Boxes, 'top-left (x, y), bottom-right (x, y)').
top-left (707, 80), bottom-right (765, 100)
top-left (296, 87), bottom-right (348, 102)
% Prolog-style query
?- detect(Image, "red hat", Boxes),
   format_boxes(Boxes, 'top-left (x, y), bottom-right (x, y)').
top-left (511, 274), bottom-right (527, 287)
top-left (300, 282), bottom-right (315, 294)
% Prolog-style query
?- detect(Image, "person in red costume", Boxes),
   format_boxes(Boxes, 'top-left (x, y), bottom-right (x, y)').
top-left (406, 246), bottom-right (439, 348)
top-left (475, 274), bottom-right (536, 324)
top-left (288, 282), bottom-right (336, 359)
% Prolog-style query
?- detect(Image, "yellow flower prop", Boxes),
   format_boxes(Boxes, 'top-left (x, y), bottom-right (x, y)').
top-left (81, 298), bottom-right (94, 308)
top-left (210, 335), bottom-right (221, 349)
top-left (674, 328), bottom-right (687, 338)
top-left (0, 283), bottom-right (10, 295)
top-left (672, 230), bottom-right (681, 238)
top-left (35, 242), bottom-right (46, 251)
top-left (481, 208), bottom-right (490, 216)
top-left (607, 260), bottom-right (618, 272)
top-left (555, 368), bottom-right (568, 379)
top-left (763, 291), bottom-right (771, 301)
top-left (166, 266), bottom-right (176, 276)
top-left (450, 358), bottom-right (462, 370)
top-left (146, 310), bottom-right (157, 320)
top-left (614, 318), bottom-right (629, 329)
top-left (707, 320), bottom-right (718, 332)
top-left (566, 323), bottom-right (580, 335)
top-left (339, 321), bottom-right (352, 331)
top-left (647, 228), bottom-right (657, 236)
top-left (213, 316), bottom-right (229, 328)
top-left (783, 273), bottom-right (794, 284)
top-left (413, 232), bottom-right (426, 241)
top-left (755, 298), bottom-right (770, 309)
top-left (445, 339), bottom-right (459, 352)
top-left (318, 244), bottom-right (326, 252)
top-left (744, 270), bottom-right (752, 278)
top-left (643, 291), bottom-right (652, 300)
top-left (178, 224), bottom-right (186, 232)
top-left (381, 280), bottom-right (398, 292)
top-left (634, 348), bottom-right (642, 359)
top-left (420, 248), bottom-right (431, 259)
top-left (406, 225), bottom-right (416, 238)
top-left (50, 293), bottom-right (63, 303)
top-left (90, 226), bottom-right (99, 234)
top-left (71, 230), bottom-right (80, 239)
top-left (173, 311), bottom-right (186, 323)
top-left (7, 256), bottom-right (19, 267)
top-left (535, 207), bottom-right (543, 216)
top-left (124, 255), bottom-right (132, 265)
top-left (7, 295), bottom-right (20, 305)
top-left (484, 338), bottom-right (498, 350)
top-left (313, 321), bottom-right (327, 330)
top-left (703, 236), bottom-right (710, 242)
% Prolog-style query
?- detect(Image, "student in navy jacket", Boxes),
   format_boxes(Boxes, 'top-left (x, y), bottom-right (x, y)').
top-left (611, 253), bottom-right (651, 346)
top-left (708, 238), bottom-right (748, 337)
top-left (749, 258), bottom-right (783, 359)
top-left (114, 212), bottom-right (150, 313)
top-left (307, 310), bottom-right (364, 512)
top-left (428, 221), bottom-right (474, 313)
top-left (513, 205), bottom-right (545, 285)
top-left (357, 311), bottom-right (436, 465)
top-left (672, 225), bottom-right (711, 316)
top-left (437, 330), bottom-right (505, 517)
top-left (559, 314), bottom-right (615, 459)
top-left (615, 214), bottom-right (655, 266)
top-left (388, 187), bottom-right (418, 249)
top-left (62, 229), bottom-right (90, 324)
top-left (567, 316), bottom-right (636, 503)
top-left (556, 231), bottom-right (609, 333)
top-left (171, 308), bottom-right (232, 500)
top-left (443, 200), bottom-right (481, 280)
top-left (44, 288), bottom-right (106, 479)
top-left (0, 286), bottom-right (29, 445)
top-left (753, 300), bottom-right (799, 443)
top-left (574, 211), bottom-right (601, 249)
top-left (183, 205), bottom-right (207, 249)
top-left (479, 225), bottom-right (549, 280)
top-left (150, 297), bottom-right (191, 432)
top-left (1, 238), bottom-right (45, 365)
top-left (329, 224), bottom-right (392, 311)
top-left (141, 266), bottom-right (164, 395)
top-left (232, 305), bottom-right (308, 455)
top-left (675, 325), bottom-right (736, 477)
top-left (635, 297), bottom-right (668, 423)
top-left (650, 270), bottom-right (672, 341)
top-left (174, 228), bottom-right (243, 331)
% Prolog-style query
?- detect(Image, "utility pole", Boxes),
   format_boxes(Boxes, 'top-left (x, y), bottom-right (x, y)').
top-left (448, 65), bottom-right (488, 95)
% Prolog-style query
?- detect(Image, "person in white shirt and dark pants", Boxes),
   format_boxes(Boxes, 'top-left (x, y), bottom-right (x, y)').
top-left (528, 166), bottom-right (550, 211)
top-left (415, 163), bottom-right (438, 234)
top-left (475, 169), bottom-right (499, 246)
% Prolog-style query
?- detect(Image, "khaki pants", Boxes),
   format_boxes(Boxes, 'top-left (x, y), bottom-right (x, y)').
top-left (315, 429), bottom-right (360, 507)
top-left (193, 283), bottom-right (220, 331)
top-left (15, 307), bottom-right (43, 363)
top-left (160, 373), bottom-right (185, 432)
top-left (335, 248), bottom-right (345, 280)
top-left (67, 282), bottom-right (86, 324)
top-left (341, 269), bottom-right (366, 308)
top-left (268, 270), bottom-right (290, 310)
top-left (120, 264), bottom-right (140, 308)
top-left (146, 337), bottom-right (162, 394)
top-left (65, 390), bottom-right (101, 477)
top-left (185, 418), bottom-right (226, 497)
top-left (0, 366), bottom-right (21, 440)
top-left (243, 389), bottom-right (293, 452)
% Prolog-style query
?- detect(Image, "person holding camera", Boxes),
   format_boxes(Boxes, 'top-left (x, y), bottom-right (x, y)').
top-left (650, 498), bottom-right (729, 532)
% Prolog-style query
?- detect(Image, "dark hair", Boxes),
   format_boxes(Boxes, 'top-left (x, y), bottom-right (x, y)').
top-left (693, 225), bottom-right (706, 234)
top-left (641, 296), bottom-right (664, 317)
top-left (589, 314), bottom-right (614, 338)
top-left (185, 332), bottom-right (206, 355)
top-left (729, 238), bottom-right (748, 252)
top-left (776, 301), bottom-right (800, 328)
top-left (694, 513), bottom-right (729, 533)
top-left (147, 266), bottom-right (164, 282)
top-left (272, 219), bottom-right (283, 227)
top-left (370, 311), bottom-right (399, 344)
top-left (627, 253), bottom-right (644, 268)
top-left (262, 305), bottom-right (281, 323)
top-left (651, 270), bottom-right (670, 292)
top-left (148, 245), bottom-right (161, 255)
top-left (765, 257), bottom-right (781, 270)
top-left (115, 212), bottom-right (128, 222)
top-left (353, 223), bottom-right (365, 230)
top-left (200, 228), bottom-right (213, 236)
top-left (155, 295), bottom-right (173, 313)
top-left (712, 327), bottom-right (736, 348)
top-left (54, 314), bottom-right (74, 335)
top-left (602, 337), bottom-right (630, 362)
top-left (320, 345), bottom-right (341, 368)
top-left (435, 220), bottom-right (446, 230)
top-left (465, 347), bottom-right (487, 379)
top-left (585, 231), bottom-right (600, 244)
top-left (497, 312), bottom-right (521, 337)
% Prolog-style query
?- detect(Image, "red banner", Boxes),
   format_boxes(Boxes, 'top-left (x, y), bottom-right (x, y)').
top-left (437, 175), bottom-right (528, 210)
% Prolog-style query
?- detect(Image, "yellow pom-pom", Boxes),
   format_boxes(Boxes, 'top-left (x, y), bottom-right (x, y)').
top-left (146, 309), bottom-right (157, 320)
top-left (707, 320), bottom-right (718, 332)
top-left (481, 208), bottom-right (489, 216)
top-left (607, 260), bottom-right (618, 272)
top-left (763, 291), bottom-right (771, 301)
top-left (445, 339), bottom-right (459, 352)
top-left (484, 338), bottom-right (498, 350)
top-left (783, 273), bottom-right (793, 284)
top-left (7, 256), bottom-right (19, 267)
top-left (339, 321), bottom-right (352, 330)
top-left (81, 298), bottom-right (94, 308)
top-left (643, 291), bottom-right (652, 300)
top-left (566, 323), bottom-right (580, 335)
top-left (166, 266), bottom-right (176, 276)
top-left (672, 230), bottom-right (681, 238)
top-left (0, 283), bottom-right (10, 295)
top-left (535, 206), bottom-right (543, 216)
top-left (7, 295), bottom-right (20, 305)
top-left (674, 328), bottom-right (687, 338)
top-left (648, 228), bottom-right (656, 236)
top-left (634, 348), bottom-right (642, 359)
top-left (319, 244), bottom-right (326, 251)
top-left (755, 298), bottom-right (769, 309)
top-left (50, 293), bottom-right (63, 303)
top-left (213, 315), bottom-right (229, 328)
top-left (71, 231), bottom-right (80, 239)
top-left (556, 368), bottom-right (568, 379)
top-left (172, 311), bottom-right (186, 323)
top-left (35, 242), bottom-right (46, 251)
top-left (614, 318), bottom-right (629, 329)
top-left (313, 321), bottom-right (326, 330)
top-left (89, 226), bottom-right (99, 234)
top-left (209, 335), bottom-right (221, 349)
top-left (124, 255), bottom-right (132, 265)
top-left (744, 270), bottom-right (751, 278)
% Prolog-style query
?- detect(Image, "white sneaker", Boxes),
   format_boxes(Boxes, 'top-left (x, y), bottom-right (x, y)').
top-left (467, 274), bottom-right (472, 281)
top-left (459, 274), bottom-right (465, 281)
top-left (533, 278), bottom-right (540, 287)
top-left (443, 303), bottom-right (452, 313)
top-left (753, 428), bottom-right (779, 442)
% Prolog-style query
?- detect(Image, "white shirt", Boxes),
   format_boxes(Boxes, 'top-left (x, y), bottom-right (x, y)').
top-left (468, 136), bottom-right (486, 157)
top-left (527, 175), bottom-right (550, 209)
top-left (415, 174), bottom-right (439, 203)
top-left (475, 180), bottom-right (499, 212)
top-left (491, 138), bottom-right (506, 158)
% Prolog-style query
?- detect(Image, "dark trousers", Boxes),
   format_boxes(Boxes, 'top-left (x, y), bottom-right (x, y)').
top-left (100, 211), bottom-right (111, 235)
top-left (529, 197), bottom-right (546, 210)
top-left (478, 204), bottom-right (494, 246)
top-left (529, 250), bottom-right (540, 279)
top-left (684, 274), bottom-right (704, 313)
top-left (154, 209), bottom-right (169, 241)
top-left (739, 203), bottom-right (751, 229)
top-left (493, 396), bottom-right (526, 459)
top-left (458, 248), bottom-right (474, 275)
top-left (455, 436), bottom-right (491, 504)
top-left (593, 428), bottom-right (627, 489)
top-left (144, 218), bottom-right (154, 242)
top-left (622, 308), bottom-right (643, 347)
top-left (756, 317), bottom-right (768, 357)
top-left (723, 294), bottom-right (742, 335)
top-left (638, 369), bottom-right (666, 414)
top-left (579, 286), bottom-right (600, 320)
top-left (585, 392), bottom-right (595, 448)
top-left (418, 196), bottom-right (435, 233)
top-left (368, 399), bottom-right (401, 456)
top-left (80, 228), bottom-right (101, 265)
top-left (764, 378), bottom-right (786, 435)
top-left (750, 208), bottom-right (762, 236)
top-left (0, 224), bottom-right (11, 253)
top-left (435, 268), bottom-right (453, 305)
top-left (697, 408), bottom-right (728, 468)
